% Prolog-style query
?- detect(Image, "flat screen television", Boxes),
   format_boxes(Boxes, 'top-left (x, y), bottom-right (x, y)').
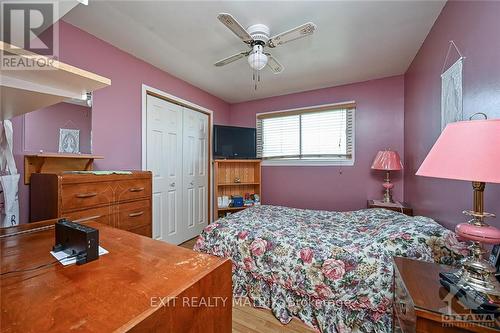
top-left (214, 125), bottom-right (256, 159)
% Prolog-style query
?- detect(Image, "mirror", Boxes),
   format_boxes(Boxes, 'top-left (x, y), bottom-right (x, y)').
top-left (23, 101), bottom-right (92, 154)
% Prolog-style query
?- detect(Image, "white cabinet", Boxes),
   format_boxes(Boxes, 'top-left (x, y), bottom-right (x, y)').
top-left (146, 95), bottom-right (208, 244)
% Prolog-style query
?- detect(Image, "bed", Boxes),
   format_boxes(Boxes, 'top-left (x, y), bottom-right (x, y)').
top-left (194, 205), bottom-right (468, 333)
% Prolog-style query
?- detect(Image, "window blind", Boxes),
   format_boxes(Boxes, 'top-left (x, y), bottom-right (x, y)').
top-left (256, 104), bottom-right (354, 160)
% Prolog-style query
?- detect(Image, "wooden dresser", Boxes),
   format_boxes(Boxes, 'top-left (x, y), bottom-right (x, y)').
top-left (1, 219), bottom-right (232, 332)
top-left (393, 256), bottom-right (499, 333)
top-left (30, 171), bottom-right (152, 237)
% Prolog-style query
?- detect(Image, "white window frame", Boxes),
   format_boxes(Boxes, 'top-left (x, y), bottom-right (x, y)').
top-left (256, 101), bottom-right (355, 167)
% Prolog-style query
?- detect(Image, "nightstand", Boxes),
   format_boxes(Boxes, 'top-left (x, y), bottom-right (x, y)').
top-left (367, 200), bottom-right (413, 216)
top-left (393, 257), bottom-right (499, 333)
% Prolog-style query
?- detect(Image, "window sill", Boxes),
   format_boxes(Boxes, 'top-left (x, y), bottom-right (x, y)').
top-left (261, 159), bottom-right (355, 167)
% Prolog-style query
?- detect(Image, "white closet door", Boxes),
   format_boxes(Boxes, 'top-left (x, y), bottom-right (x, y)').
top-left (146, 95), bottom-right (183, 244)
top-left (182, 107), bottom-right (209, 241)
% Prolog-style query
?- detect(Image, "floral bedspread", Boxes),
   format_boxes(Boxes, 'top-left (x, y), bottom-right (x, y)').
top-left (194, 205), bottom-right (468, 333)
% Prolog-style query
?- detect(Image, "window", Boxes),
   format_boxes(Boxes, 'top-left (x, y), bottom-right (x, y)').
top-left (256, 103), bottom-right (355, 166)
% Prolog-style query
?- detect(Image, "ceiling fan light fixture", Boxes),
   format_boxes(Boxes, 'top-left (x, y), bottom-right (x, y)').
top-left (216, 13), bottom-right (316, 81)
top-left (247, 45), bottom-right (268, 70)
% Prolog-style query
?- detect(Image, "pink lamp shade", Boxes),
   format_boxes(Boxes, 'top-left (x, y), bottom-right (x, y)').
top-left (416, 119), bottom-right (500, 184)
top-left (371, 150), bottom-right (403, 171)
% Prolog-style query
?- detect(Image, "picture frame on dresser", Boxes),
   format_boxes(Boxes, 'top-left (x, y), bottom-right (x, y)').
top-left (58, 128), bottom-right (80, 154)
top-left (489, 245), bottom-right (500, 277)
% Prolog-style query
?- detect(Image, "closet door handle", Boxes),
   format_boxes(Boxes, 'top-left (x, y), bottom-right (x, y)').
top-left (75, 192), bottom-right (98, 198)
top-left (189, 181), bottom-right (194, 186)
top-left (170, 182), bottom-right (175, 187)
top-left (129, 211), bottom-right (144, 218)
top-left (129, 187), bottom-right (144, 192)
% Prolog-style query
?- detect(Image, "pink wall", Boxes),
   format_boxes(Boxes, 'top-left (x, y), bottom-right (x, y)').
top-left (58, 21), bottom-right (230, 170)
top-left (24, 102), bottom-right (92, 154)
top-left (13, 21), bottom-right (230, 223)
top-left (229, 76), bottom-right (405, 211)
top-left (404, 0), bottom-right (500, 229)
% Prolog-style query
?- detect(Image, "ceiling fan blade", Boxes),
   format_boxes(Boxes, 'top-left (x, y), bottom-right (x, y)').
top-left (268, 22), bottom-right (316, 48)
top-left (217, 13), bottom-right (253, 44)
top-left (266, 54), bottom-right (284, 74)
top-left (214, 51), bottom-right (248, 67)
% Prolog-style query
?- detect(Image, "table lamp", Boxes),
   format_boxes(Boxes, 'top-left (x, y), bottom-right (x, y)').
top-left (416, 119), bottom-right (500, 296)
top-left (371, 150), bottom-right (403, 203)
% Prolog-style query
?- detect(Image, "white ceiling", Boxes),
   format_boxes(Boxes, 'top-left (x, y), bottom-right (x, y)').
top-left (63, 1), bottom-right (445, 103)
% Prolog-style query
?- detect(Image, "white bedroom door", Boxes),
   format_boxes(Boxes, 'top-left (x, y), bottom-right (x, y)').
top-left (183, 107), bottom-right (209, 241)
top-left (146, 95), bottom-right (183, 243)
top-left (146, 94), bottom-right (209, 245)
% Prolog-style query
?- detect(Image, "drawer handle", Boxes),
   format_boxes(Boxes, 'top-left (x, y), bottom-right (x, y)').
top-left (129, 187), bottom-right (145, 192)
top-left (73, 215), bottom-right (103, 223)
top-left (75, 192), bottom-right (98, 198)
top-left (129, 211), bottom-right (144, 218)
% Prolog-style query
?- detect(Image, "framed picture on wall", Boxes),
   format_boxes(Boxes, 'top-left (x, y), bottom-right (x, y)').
top-left (59, 128), bottom-right (80, 153)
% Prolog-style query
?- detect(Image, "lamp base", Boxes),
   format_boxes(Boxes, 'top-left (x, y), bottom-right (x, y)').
top-left (382, 190), bottom-right (394, 203)
top-left (451, 182), bottom-right (500, 296)
top-left (457, 254), bottom-right (500, 296)
top-left (382, 171), bottom-right (394, 203)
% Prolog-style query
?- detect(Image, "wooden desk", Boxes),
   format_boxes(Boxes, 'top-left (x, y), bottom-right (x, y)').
top-left (393, 257), bottom-right (499, 333)
top-left (0, 220), bottom-right (232, 332)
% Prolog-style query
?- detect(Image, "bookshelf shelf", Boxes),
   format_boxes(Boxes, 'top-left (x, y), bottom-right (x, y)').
top-left (217, 182), bottom-right (260, 186)
top-left (217, 207), bottom-right (248, 212)
top-left (213, 159), bottom-right (261, 220)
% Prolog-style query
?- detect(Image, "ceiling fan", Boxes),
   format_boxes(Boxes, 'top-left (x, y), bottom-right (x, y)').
top-left (215, 13), bottom-right (316, 89)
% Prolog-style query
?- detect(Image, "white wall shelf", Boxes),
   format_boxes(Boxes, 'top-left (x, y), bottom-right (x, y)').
top-left (0, 41), bottom-right (111, 120)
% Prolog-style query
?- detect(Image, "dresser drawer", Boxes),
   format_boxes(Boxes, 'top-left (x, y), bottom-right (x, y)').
top-left (116, 179), bottom-right (151, 203)
top-left (61, 182), bottom-right (114, 211)
top-left (115, 200), bottom-right (151, 232)
top-left (63, 205), bottom-right (115, 227)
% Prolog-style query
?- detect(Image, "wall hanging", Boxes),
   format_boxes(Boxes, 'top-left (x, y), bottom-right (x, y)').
top-left (441, 40), bottom-right (465, 131)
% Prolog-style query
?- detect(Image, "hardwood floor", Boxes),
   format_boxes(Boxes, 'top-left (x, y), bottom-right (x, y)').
top-left (179, 236), bottom-right (198, 250)
top-left (178, 237), bottom-right (316, 333)
top-left (233, 302), bottom-right (316, 333)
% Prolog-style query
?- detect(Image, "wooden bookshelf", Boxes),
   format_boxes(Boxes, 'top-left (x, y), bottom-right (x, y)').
top-left (214, 159), bottom-right (261, 220)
